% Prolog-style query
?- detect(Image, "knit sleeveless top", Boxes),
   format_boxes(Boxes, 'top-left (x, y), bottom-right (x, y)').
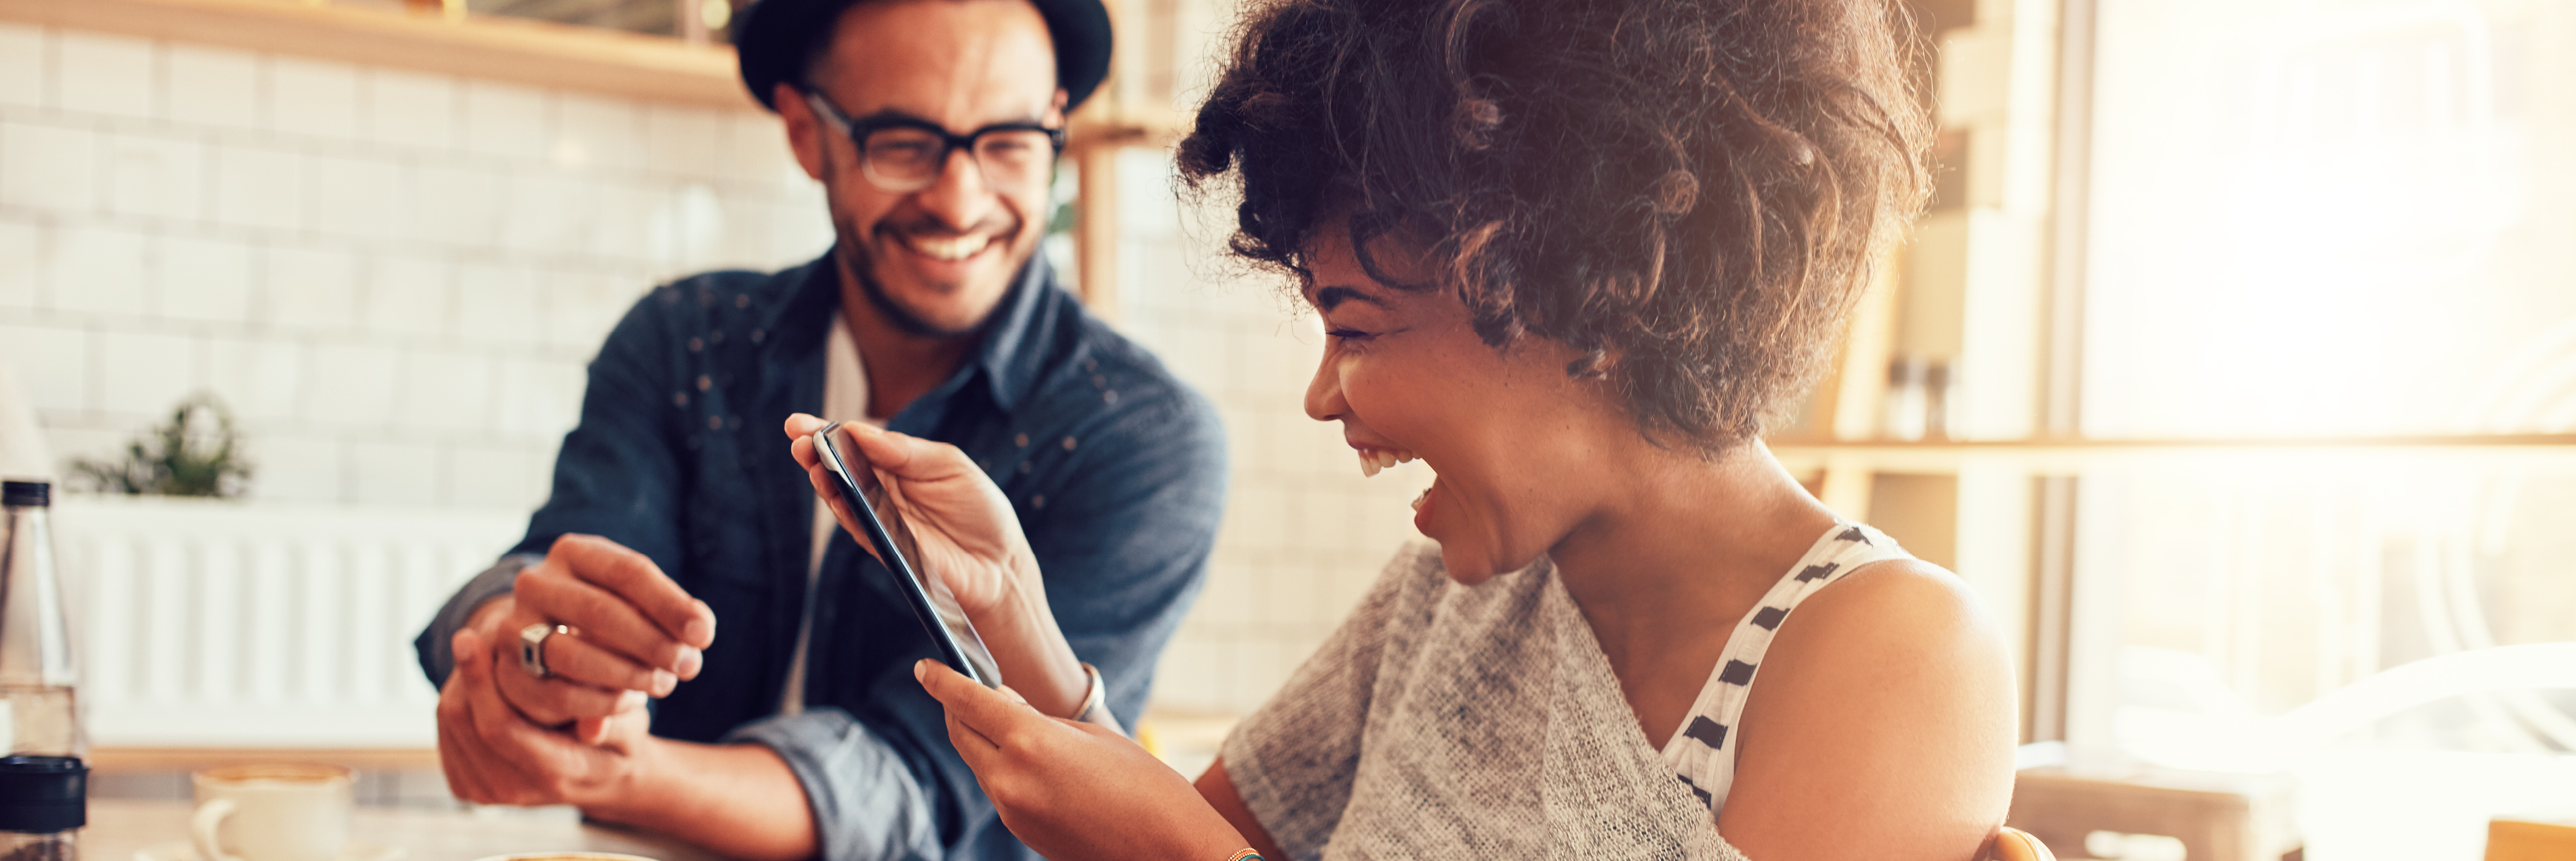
top-left (1659, 522), bottom-right (1912, 815)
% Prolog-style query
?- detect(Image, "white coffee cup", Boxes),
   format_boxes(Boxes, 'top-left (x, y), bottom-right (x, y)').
top-left (190, 763), bottom-right (354, 861)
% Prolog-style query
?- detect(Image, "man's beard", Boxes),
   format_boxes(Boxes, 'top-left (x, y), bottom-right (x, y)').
top-left (824, 159), bottom-right (1025, 340)
top-left (834, 232), bottom-right (952, 338)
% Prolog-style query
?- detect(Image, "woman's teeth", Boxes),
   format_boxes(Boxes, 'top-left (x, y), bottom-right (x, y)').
top-left (1355, 447), bottom-right (1416, 477)
top-left (910, 235), bottom-right (989, 261)
top-left (1410, 487), bottom-right (1430, 512)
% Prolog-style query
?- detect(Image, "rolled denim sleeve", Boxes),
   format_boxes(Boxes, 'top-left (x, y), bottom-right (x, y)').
top-left (725, 707), bottom-right (944, 861)
top-left (413, 552), bottom-right (545, 687)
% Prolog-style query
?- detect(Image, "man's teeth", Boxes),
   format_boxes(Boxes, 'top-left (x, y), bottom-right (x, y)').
top-left (910, 235), bottom-right (988, 261)
top-left (1355, 447), bottom-right (1416, 478)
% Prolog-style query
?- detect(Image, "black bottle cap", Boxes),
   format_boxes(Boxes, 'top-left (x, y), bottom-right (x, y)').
top-left (1, 480), bottom-right (47, 508)
top-left (0, 756), bottom-right (85, 833)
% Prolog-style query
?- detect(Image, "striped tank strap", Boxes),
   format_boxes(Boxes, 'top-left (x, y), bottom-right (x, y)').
top-left (1659, 521), bottom-right (1913, 814)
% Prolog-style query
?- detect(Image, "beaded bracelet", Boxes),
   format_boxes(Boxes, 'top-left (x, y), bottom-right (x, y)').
top-left (1225, 850), bottom-right (1264, 861)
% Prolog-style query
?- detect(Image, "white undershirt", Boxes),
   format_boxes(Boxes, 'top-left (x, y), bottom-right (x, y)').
top-left (781, 316), bottom-right (877, 715)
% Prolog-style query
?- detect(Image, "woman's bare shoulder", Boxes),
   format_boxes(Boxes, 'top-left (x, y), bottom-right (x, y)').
top-left (1755, 557), bottom-right (2013, 717)
top-left (1800, 558), bottom-right (1999, 647)
top-left (1717, 557), bottom-right (2019, 861)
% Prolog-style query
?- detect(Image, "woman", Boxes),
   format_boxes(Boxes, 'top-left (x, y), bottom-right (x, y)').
top-left (787, 0), bottom-right (2017, 858)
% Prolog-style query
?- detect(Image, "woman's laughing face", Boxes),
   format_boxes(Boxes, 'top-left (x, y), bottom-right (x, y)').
top-left (1297, 220), bottom-right (1630, 583)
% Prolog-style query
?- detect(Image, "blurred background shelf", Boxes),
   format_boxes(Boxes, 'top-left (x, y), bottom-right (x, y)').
top-left (0, 0), bottom-right (748, 108)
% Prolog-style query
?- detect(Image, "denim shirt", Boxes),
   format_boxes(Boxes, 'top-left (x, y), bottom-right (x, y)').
top-left (415, 253), bottom-right (1228, 861)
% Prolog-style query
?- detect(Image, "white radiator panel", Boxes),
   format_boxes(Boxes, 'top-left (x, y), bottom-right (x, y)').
top-left (51, 497), bottom-right (526, 748)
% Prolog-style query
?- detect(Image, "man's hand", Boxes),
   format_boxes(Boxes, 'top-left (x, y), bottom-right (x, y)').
top-left (470, 534), bottom-right (718, 736)
top-left (439, 625), bottom-right (822, 861)
top-left (437, 626), bottom-right (656, 807)
top-left (438, 532), bottom-right (716, 808)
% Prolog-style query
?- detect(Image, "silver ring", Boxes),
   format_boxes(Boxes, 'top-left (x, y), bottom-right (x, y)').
top-left (518, 622), bottom-right (566, 679)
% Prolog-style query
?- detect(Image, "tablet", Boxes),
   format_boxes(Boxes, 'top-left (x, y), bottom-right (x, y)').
top-left (810, 422), bottom-right (1003, 687)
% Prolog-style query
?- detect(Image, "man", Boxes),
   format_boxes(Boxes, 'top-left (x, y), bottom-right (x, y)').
top-left (411, 0), bottom-right (1228, 858)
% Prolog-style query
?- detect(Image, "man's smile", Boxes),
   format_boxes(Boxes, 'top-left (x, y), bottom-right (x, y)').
top-left (902, 233), bottom-right (1001, 261)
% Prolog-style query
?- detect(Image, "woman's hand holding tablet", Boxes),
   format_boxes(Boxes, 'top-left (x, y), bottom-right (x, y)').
top-left (914, 658), bottom-right (1252, 861)
top-left (783, 414), bottom-right (1099, 723)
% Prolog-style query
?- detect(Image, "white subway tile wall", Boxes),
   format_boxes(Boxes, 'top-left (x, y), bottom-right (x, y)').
top-left (1, 24), bottom-right (834, 510)
top-left (104, 132), bottom-right (205, 222)
top-left (94, 329), bottom-right (196, 417)
top-left (0, 220), bottom-right (39, 308)
top-left (0, 322), bottom-right (87, 413)
top-left (51, 224), bottom-right (148, 317)
top-left (0, 24), bottom-right (43, 108)
top-left (163, 44), bottom-right (262, 132)
top-left (159, 237), bottom-right (256, 323)
top-left (2, 122), bottom-right (101, 212)
top-left (211, 144), bottom-right (304, 231)
top-left (56, 31), bottom-right (156, 120)
top-left (363, 68), bottom-right (460, 150)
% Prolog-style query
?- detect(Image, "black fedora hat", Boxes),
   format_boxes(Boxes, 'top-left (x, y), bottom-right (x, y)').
top-left (735, 0), bottom-right (1114, 113)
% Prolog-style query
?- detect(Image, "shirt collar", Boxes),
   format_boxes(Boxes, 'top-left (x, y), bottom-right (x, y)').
top-left (767, 249), bottom-right (1069, 417)
top-left (973, 251), bottom-right (1066, 415)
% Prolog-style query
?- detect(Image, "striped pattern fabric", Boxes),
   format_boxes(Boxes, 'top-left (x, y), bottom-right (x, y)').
top-left (1660, 523), bottom-right (1911, 814)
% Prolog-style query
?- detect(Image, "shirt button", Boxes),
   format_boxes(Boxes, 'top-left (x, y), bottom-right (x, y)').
top-left (736, 294), bottom-right (751, 308)
top-left (1018, 461), bottom-right (1032, 474)
top-left (697, 375), bottom-right (712, 391)
top-left (688, 337), bottom-right (704, 353)
top-left (673, 391), bottom-right (689, 407)
top-left (1061, 437), bottom-right (1077, 451)
top-left (1014, 433), bottom-right (1028, 447)
top-left (708, 415), bottom-right (723, 430)
top-left (1032, 495), bottom-right (1047, 509)
top-left (751, 329), bottom-right (766, 344)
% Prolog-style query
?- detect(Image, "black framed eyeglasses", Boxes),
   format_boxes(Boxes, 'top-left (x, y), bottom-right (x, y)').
top-left (802, 89), bottom-right (1066, 193)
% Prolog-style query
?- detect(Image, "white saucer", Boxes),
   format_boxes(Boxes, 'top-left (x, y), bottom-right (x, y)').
top-left (135, 841), bottom-right (403, 861)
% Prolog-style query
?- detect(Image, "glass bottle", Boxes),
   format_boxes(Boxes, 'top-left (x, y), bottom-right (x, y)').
top-left (0, 481), bottom-right (79, 756)
top-left (0, 755), bottom-right (83, 861)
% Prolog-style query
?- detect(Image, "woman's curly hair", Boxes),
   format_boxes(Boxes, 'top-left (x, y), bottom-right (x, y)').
top-left (1178, 0), bottom-right (1932, 452)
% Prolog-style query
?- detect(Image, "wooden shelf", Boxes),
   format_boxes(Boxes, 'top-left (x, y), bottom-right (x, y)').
top-left (1067, 102), bottom-right (1189, 151)
top-left (0, 0), bottom-right (757, 111)
top-left (1768, 433), bottom-right (2576, 452)
top-left (1768, 433), bottom-right (2576, 475)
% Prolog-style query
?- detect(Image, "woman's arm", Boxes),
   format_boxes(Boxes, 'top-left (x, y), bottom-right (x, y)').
top-left (1196, 758), bottom-right (1288, 861)
top-left (784, 414), bottom-right (1096, 719)
top-left (1715, 560), bottom-right (2019, 861)
top-left (918, 660), bottom-right (1255, 861)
